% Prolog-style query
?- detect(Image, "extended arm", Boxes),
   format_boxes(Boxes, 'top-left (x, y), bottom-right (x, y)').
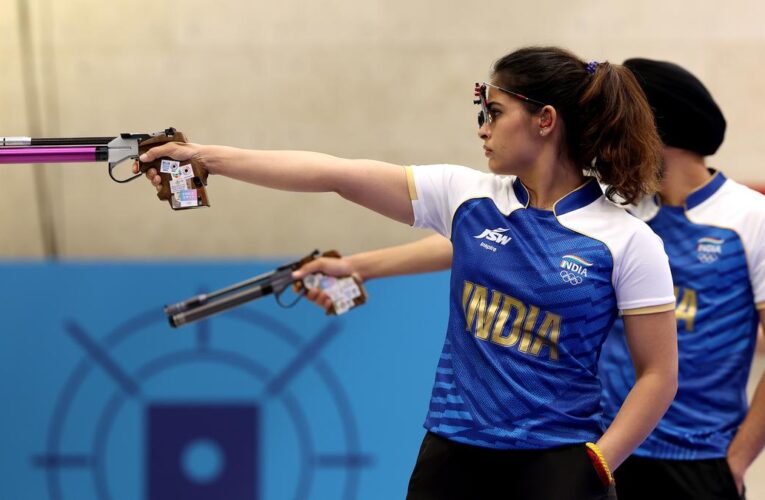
top-left (726, 309), bottom-right (765, 494)
top-left (345, 234), bottom-right (453, 280)
top-left (596, 310), bottom-right (678, 470)
top-left (137, 143), bottom-right (414, 224)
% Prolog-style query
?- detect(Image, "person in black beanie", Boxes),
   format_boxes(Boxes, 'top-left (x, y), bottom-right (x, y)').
top-left (624, 58), bottom-right (726, 156)
top-left (597, 58), bottom-right (765, 500)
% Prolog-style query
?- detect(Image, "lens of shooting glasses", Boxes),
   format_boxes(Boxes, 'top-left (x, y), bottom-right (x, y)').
top-left (477, 110), bottom-right (486, 127)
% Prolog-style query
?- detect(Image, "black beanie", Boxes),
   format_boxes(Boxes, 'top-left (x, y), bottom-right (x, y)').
top-left (623, 58), bottom-right (726, 156)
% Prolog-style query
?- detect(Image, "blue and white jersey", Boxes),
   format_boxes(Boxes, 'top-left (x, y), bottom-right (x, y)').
top-left (406, 164), bottom-right (675, 450)
top-left (600, 171), bottom-right (765, 459)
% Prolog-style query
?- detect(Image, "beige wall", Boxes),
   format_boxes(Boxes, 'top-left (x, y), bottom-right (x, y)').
top-left (2, 0), bottom-right (765, 258)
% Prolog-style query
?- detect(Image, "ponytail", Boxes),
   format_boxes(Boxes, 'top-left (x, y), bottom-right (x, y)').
top-left (578, 63), bottom-right (662, 204)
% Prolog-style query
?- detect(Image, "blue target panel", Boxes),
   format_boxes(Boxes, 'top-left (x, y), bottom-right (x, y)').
top-left (147, 404), bottom-right (258, 500)
top-left (0, 262), bottom-right (449, 500)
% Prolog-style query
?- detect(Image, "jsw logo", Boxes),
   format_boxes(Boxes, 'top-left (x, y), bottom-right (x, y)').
top-left (474, 227), bottom-right (512, 245)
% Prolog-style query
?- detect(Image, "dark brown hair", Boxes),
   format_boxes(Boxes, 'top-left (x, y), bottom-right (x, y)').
top-left (492, 46), bottom-right (661, 204)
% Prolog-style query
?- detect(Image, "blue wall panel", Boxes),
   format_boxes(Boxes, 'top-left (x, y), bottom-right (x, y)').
top-left (0, 262), bottom-right (450, 500)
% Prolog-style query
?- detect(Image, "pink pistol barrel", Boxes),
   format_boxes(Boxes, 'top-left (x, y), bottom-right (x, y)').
top-left (0, 128), bottom-right (210, 210)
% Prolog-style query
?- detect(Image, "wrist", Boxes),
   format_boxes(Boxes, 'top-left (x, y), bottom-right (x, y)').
top-left (585, 442), bottom-right (615, 486)
top-left (345, 254), bottom-right (367, 281)
top-left (727, 448), bottom-right (750, 473)
top-left (195, 144), bottom-right (222, 175)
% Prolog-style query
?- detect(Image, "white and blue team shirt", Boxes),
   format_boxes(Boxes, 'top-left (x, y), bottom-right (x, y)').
top-left (406, 164), bottom-right (675, 449)
top-left (600, 171), bottom-right (765, 460)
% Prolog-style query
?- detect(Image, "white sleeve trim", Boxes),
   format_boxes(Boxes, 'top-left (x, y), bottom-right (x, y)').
top-left (408, 164), bottom-right (518, 237)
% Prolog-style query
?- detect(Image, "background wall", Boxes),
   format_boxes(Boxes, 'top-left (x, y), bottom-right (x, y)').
top-left (1, 0), bottom-right (765, 258)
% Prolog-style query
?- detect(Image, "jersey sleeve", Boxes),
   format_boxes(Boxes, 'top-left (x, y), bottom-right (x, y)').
top-left (613, 225), bottom-right (676, 315)
top-left (745, 212), bottom-right (765, 309)
top-left (405, 164), bottom-right (497, 237)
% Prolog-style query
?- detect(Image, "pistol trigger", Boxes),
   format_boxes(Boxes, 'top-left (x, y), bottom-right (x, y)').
top-left (274, 279), bottom-right (303, 309)
top-left (274, 286), bottom-right (287, 308)
top-left (108, 161), bottom-right (143, 184)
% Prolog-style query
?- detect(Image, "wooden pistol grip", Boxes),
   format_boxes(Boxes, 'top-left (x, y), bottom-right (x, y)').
top-left (137, 131), bottom-right (210, 210)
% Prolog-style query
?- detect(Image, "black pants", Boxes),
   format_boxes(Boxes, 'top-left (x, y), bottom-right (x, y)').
top-left (406, 432), bottom-right (615, 500)
top-left (614, 455), bottom-right (745, 500)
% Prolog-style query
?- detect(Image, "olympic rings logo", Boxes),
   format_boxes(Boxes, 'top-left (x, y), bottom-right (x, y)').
top-left (560, 270), bottom-right (583, 285)
top-left (697, 253), bottom-right (719, 264)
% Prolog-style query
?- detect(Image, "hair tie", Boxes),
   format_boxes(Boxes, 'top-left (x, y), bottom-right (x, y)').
top-left (585, 61), bottom-right (599, 74)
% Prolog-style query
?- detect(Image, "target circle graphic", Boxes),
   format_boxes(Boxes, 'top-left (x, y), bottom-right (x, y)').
top-left (182, 438), bottom-right (225, 484)
top-left (34, 306), bottom-right (371, 500)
